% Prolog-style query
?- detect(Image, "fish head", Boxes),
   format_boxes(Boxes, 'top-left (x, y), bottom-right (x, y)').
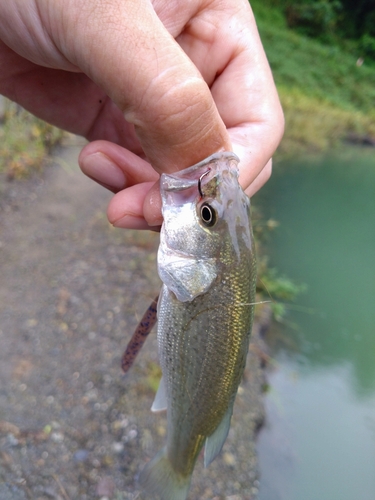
top-left (158, 152), bottom-right (253, 302)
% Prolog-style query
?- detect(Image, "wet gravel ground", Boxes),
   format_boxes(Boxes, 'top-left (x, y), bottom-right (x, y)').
top-left (0, 138), bottom-right (268, 500)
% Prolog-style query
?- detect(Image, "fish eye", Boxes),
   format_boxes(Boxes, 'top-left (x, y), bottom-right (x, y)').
top-left (199, 203), bottom-right (217, 227)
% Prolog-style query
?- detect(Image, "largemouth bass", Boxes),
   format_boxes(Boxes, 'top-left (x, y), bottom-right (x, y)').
top-left (140, 152), bottom-right (257, 500)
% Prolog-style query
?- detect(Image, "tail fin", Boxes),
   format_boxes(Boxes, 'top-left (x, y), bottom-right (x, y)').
top-left (139, 447), bottom-right (191, 500)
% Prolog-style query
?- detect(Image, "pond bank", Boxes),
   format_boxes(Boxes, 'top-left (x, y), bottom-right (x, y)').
top-left (0, 137), bottom-right (269, 500)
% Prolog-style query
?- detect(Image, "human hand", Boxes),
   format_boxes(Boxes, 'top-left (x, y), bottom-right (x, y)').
top-left (0, 0), bottom-right (284, 229)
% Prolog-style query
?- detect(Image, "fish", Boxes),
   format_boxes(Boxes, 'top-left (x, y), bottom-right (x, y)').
top-left (139, 152), bottom-right (257, 500)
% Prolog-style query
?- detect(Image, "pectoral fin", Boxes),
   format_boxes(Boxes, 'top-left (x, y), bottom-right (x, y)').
top-left (151, 375), bottom-right (167, 413)
top-left (204, 406), bottom-right (233, 467)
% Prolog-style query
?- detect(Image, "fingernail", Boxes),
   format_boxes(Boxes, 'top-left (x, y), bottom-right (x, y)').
top-left (80, 153), bottom-right (126, 190)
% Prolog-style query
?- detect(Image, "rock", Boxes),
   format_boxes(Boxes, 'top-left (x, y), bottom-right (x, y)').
top-left (0, 483), bottom-right (27, 500)
top-left (96, 476), bottom-right (115, 497)
top-left (73, 449), bottom-right (90, 463)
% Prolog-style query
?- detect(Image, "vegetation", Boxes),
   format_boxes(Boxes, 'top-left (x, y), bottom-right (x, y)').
top-left (257, 0), bottom-right (375, 58)
top-left (248, 0), bottom-right (375, 314)
top-left (249, 0), bottom-right (375, 317)
top-left (250, 0), bottom-right (375, 156)
top-left (258, 266), bottom-right (307, 321)
top-left (252, 207), bottom-right (306, 321)
top-left (0, 99), bottom-right (64, 179)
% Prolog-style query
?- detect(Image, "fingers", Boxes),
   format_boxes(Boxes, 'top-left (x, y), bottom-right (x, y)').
top-left (74, 0), bottom-right (282, 214)
top-left (2, 0), bottom-right (283, 230)
top-left (79, 141), bottom-right (159, 193)
top-left (169, 0), bottom-right (284, 193)
top-left (107, 181), bottom-right (162, 230)
top-left (244, 159), bottom-right (272, 198)
top-left (80, 139), bottom-right (269, 232)
top-left (105, 157), bottom-right (272, 231)
top-left (80, 141), bottom-right (162, 230)
top-left (147, 0), bottom-right (284, 194)
top-left (230, 117), bottom-right (283, 195)
top-left (4, 0), bottom-right (231, 169)
top-left (53, 0), bottom-right (231, 173)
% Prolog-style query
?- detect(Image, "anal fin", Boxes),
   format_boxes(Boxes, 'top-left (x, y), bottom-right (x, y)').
top-left (204, 406), bottom-right (233, 467)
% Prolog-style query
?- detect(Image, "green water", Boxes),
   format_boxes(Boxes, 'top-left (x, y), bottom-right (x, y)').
top-left (254, 148), bottom-right (375, 500)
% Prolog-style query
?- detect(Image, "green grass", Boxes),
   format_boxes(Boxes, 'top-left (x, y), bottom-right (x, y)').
top-left (279, 87), bottom-right (375, 155)
top-left (250, 0), bottom-right (375, 154)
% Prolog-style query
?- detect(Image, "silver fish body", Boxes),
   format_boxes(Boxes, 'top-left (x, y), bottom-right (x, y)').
top-left (140, 152), bottom-right (257, 500)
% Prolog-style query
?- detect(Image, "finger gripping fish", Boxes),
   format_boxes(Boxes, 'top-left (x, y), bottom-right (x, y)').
top-left (140, 152), bottom-right (257, 500)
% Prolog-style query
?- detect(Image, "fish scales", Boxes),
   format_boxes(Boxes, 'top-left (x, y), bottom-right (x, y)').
top-left (140, 152), bottom-right (257, 500)
top-left (159, 237), bottom-right (255, 468)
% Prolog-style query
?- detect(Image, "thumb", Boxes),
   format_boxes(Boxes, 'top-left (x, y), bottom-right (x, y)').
top-left (58, 0), bottom-right (231, 172)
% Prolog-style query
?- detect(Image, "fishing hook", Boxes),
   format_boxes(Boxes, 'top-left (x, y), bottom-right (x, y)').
top-left (198, 169), bottom-right (211, 197)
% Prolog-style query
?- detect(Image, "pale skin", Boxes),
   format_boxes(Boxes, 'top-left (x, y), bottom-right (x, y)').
top-left (0, 0), bottom-right (284, 229)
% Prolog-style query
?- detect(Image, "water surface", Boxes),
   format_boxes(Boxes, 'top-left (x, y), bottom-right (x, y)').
top-left (254, 148), bottom-right (375, 500)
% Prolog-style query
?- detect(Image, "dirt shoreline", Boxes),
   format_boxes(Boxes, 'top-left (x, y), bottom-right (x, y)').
top-left (0, 138), bottom-right (269, 500)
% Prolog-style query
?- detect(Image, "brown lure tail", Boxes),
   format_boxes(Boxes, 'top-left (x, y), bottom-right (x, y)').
top-left (121, 295), bottom-right (159, 373)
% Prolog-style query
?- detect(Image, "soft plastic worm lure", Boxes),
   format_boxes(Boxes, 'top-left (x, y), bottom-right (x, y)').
top-left (121, 296), bottom-right (159, 373)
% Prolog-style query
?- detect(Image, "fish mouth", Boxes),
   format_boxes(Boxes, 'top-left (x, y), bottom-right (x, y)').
top-left (161, 152), bottom-right (239, 193)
